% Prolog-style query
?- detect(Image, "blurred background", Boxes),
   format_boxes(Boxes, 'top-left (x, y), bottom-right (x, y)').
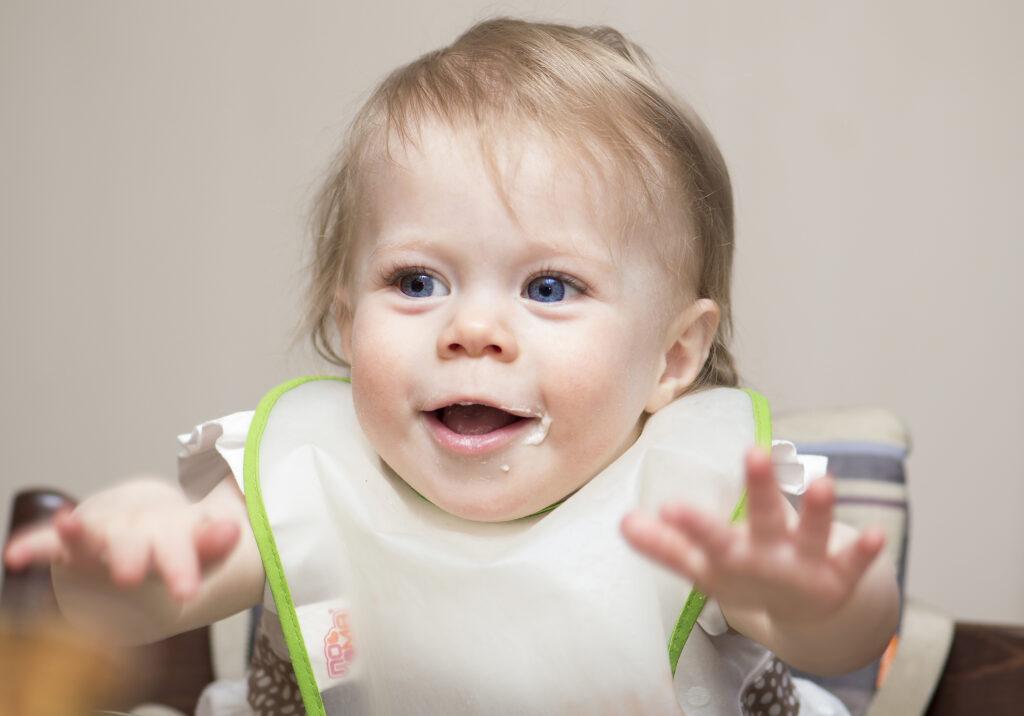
top-left (2, 1), bottom-right (1021, 624)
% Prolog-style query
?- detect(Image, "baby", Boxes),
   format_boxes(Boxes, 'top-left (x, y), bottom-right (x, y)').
top-left (5, 17), bottom-right (898, 716)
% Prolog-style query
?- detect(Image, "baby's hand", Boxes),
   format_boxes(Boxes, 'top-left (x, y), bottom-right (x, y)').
top-left (4, 478), bottom-right (241, 603)
top-left (621, 448), bottom-right (886, 624)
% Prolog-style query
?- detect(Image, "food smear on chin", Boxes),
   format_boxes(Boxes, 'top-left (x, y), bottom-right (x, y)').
top-left (522, 413), bottom-right (552, 446)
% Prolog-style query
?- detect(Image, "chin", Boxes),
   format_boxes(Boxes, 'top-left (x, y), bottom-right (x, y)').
top-left (427, 486), bottom-right (545, 523)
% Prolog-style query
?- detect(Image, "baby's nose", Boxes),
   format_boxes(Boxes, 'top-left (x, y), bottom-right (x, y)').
top-left (437, 306), bottom-right (519, 362)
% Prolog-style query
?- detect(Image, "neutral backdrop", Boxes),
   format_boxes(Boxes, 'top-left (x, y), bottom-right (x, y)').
top-left (2, 1), bottom-right (1021, 624)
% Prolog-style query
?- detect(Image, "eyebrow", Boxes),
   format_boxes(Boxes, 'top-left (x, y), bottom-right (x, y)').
top-left (367, 239), bottom-right (439, 262)
top-left (367, 236), bottom-right (616, 273)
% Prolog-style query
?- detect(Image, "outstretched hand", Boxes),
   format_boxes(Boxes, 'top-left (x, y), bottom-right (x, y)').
top-left (3, 479), bottom-right (241, 603)
top-left (621, 447), bottom-right (886, 624)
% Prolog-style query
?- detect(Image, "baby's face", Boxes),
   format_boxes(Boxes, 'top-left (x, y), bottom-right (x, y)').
top-left (342, 122), bottom-right (682, 521)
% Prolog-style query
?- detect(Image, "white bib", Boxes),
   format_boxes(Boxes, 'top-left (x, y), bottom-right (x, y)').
top-left (244, 376), bottom-right (781, 715)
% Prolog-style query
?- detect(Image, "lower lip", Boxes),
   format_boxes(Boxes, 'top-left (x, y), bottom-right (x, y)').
top-left (423, 411), bottom-right (535, 456)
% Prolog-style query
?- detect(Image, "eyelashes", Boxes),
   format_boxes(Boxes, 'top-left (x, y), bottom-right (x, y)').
top-left (376, 261), bottom-right (590, 297)
top-left (524, 268), bottom-right (588, 296)
top-left (378, 263), bottom-right (436, 287)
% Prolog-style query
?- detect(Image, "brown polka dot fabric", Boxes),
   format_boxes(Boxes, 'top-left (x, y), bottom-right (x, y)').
top-left (247, 631), bottom-right (305, 715)
top-left (740, 656), bottom-right (800, 716)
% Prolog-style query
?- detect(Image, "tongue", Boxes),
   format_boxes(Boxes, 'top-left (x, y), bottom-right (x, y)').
top-left (441, 404), bottom-right (519, 435)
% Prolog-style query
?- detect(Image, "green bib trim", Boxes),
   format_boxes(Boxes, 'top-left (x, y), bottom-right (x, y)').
top-left (244, 375), bottom-right (346, 716)
top-left (667, 387), bottom-right (772, 677)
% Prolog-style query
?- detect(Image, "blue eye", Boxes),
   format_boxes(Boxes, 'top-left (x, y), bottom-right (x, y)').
top-left (525, 275), bottom-right (581, 303)
top-left (398, 272), bottom-right (448, 298)
top-left (383, 265), bottom-right (450, 298)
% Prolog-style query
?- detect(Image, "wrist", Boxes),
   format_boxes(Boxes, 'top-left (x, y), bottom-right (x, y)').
top-left (52, 561), bottom-right (185, 646)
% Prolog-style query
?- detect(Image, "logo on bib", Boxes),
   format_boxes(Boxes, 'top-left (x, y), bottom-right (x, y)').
top-left (323, 608), bottom-right (356, 678)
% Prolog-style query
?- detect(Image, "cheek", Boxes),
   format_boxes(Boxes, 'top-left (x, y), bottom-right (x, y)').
top-left (350, 301), bottom-right (428, 369)
top-left (348, 306), bottom-right (419, 430)
top-left (536, 317), bottom-right (661, 439)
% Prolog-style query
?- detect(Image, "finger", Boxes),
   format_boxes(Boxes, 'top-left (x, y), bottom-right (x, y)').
top-left (621, 511), bottom-right (708, 587)
top-left (745, 448), bottom-right (787, 543)
top-left (833, 527), bottom-right (886, 585)
top-left (659, 502), bottom-right (733, 564)
top-left (105, 528), bottom-right (152, 587)
top-left (4, 523), bottom-right (64, 569)
top-left (54, 509), bottom-right (108, 565)
top-left (794, 476), bottom-right (835, 559)
top-left (194, 518), bottom-right (241, 565)
top-left (152, 530), bottom-right (201, 602)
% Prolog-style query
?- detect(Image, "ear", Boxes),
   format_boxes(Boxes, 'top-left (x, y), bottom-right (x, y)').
top-left (644, 298), bottom-right (721, 414)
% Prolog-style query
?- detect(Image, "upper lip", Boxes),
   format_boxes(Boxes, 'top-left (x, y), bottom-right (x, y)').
top-left (421, 396), bottom-right (541, 419)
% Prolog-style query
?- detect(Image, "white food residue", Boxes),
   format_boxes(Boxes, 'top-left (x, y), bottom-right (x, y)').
top-left (522, 413), bottom-right (552, 446)
top-left (500, 464), bottom-right (511, 472)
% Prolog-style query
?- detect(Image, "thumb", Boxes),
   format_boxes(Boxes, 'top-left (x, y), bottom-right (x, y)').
top-left (193, 518), bottom-right (241, 565)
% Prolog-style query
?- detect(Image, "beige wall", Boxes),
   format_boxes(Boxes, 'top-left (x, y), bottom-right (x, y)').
top-left (2, 1), bottom-right (1021, 623)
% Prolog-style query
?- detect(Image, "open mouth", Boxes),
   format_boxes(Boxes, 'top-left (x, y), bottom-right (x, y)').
top-left (433, 403), bottom-right (526, 435)
top-left (422, 402), bottom-right (538, 456)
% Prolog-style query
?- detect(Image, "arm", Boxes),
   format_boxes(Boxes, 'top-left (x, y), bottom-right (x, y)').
top-left (622, 448), bottom-right (900, 676)
top-left (5, 473), bottom-right (265, 646)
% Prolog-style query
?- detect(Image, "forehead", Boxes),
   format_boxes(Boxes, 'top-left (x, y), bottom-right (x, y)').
top-left (356, 119), bottom-right (650, 264)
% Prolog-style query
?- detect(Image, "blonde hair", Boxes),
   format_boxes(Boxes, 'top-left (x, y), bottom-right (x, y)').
top-left (295, 16), bottom-right (738, 389)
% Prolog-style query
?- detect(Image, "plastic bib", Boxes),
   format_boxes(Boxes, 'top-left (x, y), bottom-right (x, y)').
top-left (244, 377), bottom-right (773, 715)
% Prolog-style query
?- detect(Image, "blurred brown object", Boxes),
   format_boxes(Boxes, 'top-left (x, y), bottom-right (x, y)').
top-left (0, 616), bottom-right (123, 716)
top-left (0, 490), bottom-right (122, 714)
top-left (1, 488), bottom-right (216, 714)
top-left (0, 489), bottom-right (75, 616)
top-left (925, 622), bottom-right (1024, 716)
